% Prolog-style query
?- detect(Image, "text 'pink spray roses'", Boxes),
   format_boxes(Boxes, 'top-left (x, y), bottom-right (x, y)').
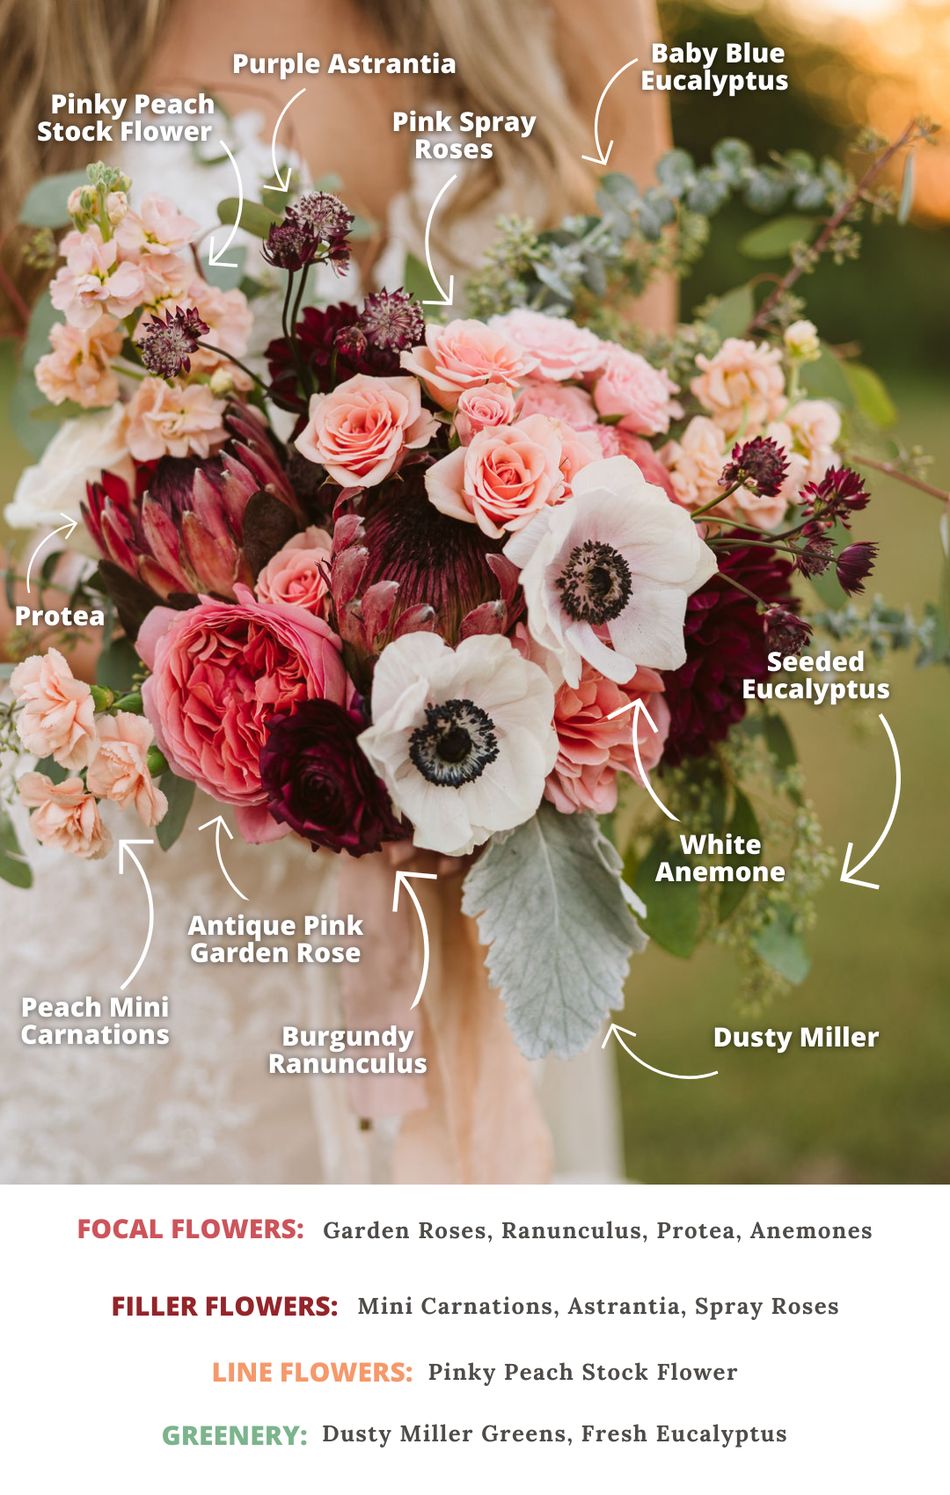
top-left (358, 632), bottom-right (557, 858)
top-left (295, 372), bottom-right (437, 487)
top-left (504, 456), bottom-right (717, 686)
top-left (137, 586), bottom-right (354, 843)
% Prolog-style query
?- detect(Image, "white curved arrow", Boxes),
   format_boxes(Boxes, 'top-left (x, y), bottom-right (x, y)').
top-left (421, 173), bottom-right (457, 307)
top-left (581, 58), bottom-right (640, 168)
top-left (392, 870), bottom-right (438, 1009)
top-left (206, 142), bottom-right (243, 268)
top-left (603, 1023), bottom-right (718, 1081)
top-left (607, 697), bottom-right (679, 822)
top-left (25, 514), bottom-right (77, 594)
top-left (840, 713), bottom-right (901, 891)
top-left (263, 87), bottom-right (306, 194)
top-left (198, 815), bottom-right (248, 902)
top-left (118, 839), bottom-right (154, 991)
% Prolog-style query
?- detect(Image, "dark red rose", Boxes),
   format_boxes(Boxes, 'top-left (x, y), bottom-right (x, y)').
top-left (662, 540), bottom-right (799, 766)
top-left (260, 699), bottom-right (406, 856)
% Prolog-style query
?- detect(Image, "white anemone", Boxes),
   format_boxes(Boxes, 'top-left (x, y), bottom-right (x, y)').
top-left (358, 632), bottom-right (557, 858)
top-left (504, 455), bottom-right (717, 686)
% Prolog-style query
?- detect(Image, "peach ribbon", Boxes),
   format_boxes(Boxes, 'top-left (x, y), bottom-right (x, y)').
top-left (337, 852), bottom-right (552, 1184)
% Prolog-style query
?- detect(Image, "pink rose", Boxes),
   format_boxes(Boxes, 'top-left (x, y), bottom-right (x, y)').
top-left (454, 382), bottom-right (517, 443)
top-left (516, 380), bottom-right (597, 427)
top-left (10, 647), bottom-right (97, 769)
top-left (549, 420), bottom-right (601, 490)
top-left (35, 314), bottom-right (123, 409)
top-left (86, 712), bottom-right (168, 827)
top-left (50, 226), bottom-right (146, 329)
top-left (691, 338), bottom-right (785, 435)
top-left (400, 319), bottom-right (537, 410)
top-left (545, 664), bottom-right (669, 815)
top-left (18, 773), bottom-right (111, 859)
top-left (138, 586), bottom-right (355, 842)
top-left (295, 373), bottom-right (437, 488)
top-left (255, 526), bottom-right (333, 613)
top-left (122, 377), bottom-right (227, 461)
top-left (592, 344), bottom-right (681, 436)
top-left (489, 309), bottom-right (605, 381)
top-left (425, 414), bottom-right (564, 536)
top-left (614, 430), bottom-right (677, 501)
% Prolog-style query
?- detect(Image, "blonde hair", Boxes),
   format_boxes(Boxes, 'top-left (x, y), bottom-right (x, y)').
top-left (1, 0), bottom-right (593, 233)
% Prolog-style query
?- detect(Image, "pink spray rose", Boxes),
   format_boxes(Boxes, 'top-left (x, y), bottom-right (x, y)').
top-left (50, 226), bottom-right (146, 328)
top-left (400, 319), bottom-right (537, 409)
top-left (295, 373), bottom-right (437, 487)
top-left (18, 773), bottom-right (111, 859)
top-left (122, 377), bottom-right (227, 461)
top-left (550, 420), bottom-right (601, 490)
top-left (425, 413), bottom-right (565, 536)
top-left (490, 309), bottom-right (605, 381)
top-left (34, 314), bottom-right (123, 408)
top-left (691, 337), bottom-right (786, 435)
top-left (86, 712), bottom-right (168, 828)
top-left (660, 416), bottom-right (728, 511)
top-left (545, 664), bottom-right (670, 815)
top-left (10, 647), bottom-right (97, 769)
top-left (516, 380), bottom-right (597, 427)
top-left (138, 586), bottom-right (355, 842)
top-left (592, 344), bottom-right (681, 436)
top-left (453, 382), bottom-right (518, 443)
top-left (255, 526), bottom-right (333, 613)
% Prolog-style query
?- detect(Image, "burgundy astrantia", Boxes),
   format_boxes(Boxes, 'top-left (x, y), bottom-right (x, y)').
top-left (82, 404), bottom-right (303, 603)
top-left (136, 305), bottom-right (209, 378)
top-left (260, 699), bottom-right (406, 856)
top-left (329, 466), bottom-right (521, 685)
top-left (662, 540), bottom-right (799, 766)
top-left (266, 291), bottom-right (426, 416)
top-left (764, 604), bottom-right (813, 658)
top-left (720, 436), bottom-right (789, 498)
top-left (835, 540), bottom-right (878, 595)
top-left (799, 465), bottom-right (870, 530)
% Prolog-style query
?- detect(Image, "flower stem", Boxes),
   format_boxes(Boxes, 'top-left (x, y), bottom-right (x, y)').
top-left (691, 480), bottom-right (743, 520)
top-left (850, 452), bottom-right (949, 504)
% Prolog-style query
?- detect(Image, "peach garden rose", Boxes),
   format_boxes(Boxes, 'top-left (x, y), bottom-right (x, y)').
top-left (425, 414), bottom-right (565, 536)
top-left (295, 373), bottom-right (437, 487)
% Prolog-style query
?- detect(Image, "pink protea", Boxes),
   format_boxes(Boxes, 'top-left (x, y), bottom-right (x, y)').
top-left (82, 404), bottom-right (303, 604)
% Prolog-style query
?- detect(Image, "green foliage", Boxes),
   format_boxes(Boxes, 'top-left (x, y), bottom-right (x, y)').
top-left (631, 834), bottom-right (701, 957)
top-left (216, 198), bottom-right (280, 237)
top-left (156, 772), bottom-right (196, 852)
top-left (751, 902), bottom-right (811, 985)
top-left (739, 215), bottom-right (818, 258)
top-left (18, 171), bottom-right (87, 227)
top-left (843, 363), bottom-right (897, 428)
top-left (0, 812), bottom-right (32, 889)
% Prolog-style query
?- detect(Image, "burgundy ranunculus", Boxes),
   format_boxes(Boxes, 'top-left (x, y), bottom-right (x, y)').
top-left (662, 540), bottom-right (798, 766)
top-left (260, 698), bottom-right (406, 855)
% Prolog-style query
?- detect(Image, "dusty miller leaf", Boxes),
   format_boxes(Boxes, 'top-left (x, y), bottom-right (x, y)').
top-left (461, 803), bottom-right (647, 1060)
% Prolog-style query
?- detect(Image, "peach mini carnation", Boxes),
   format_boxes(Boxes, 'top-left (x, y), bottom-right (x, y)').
top-left (691, 337), bottom-right (786, 435)
top-left (545, 663), bottom-right (669, 815)
top-left (592, 344), bottom-right (680, 436)
top-left (295, 373), bottom-right (437, 487)
top-left (18, 772), bottom-right (111, 859)
top-left (35, 314), bottom-right (123, 409)
top-left (86, 712), bottom-right (168, 828)
top-left (489, 309), bottom-right (605, 381)
top-left (255, 526), bottom-right (333, 613)
top-left (454, 382), bottom-right (518, 443)
top-left (400, 318), bottom-right (537, 410)
top-left (122, 377), bottom-right (227, 461)
top-left (10, 647), bottom-right (97, 770)
top-left (425, 414), bottom-right (565, 536)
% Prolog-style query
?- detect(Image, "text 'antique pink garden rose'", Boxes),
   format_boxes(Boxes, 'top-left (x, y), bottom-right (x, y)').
top-left (255, 526), bottom-right (333, 613)
top-left (138, 586), bottom-right (355, 842)
top-left (295, 373), bottom-right (437, 487)
top-left (489, 309), bottom-right (605, 381)
top-left (10, 647), bottom-right (97, 770)
top-left (400, 319), bottom-right (537, 409)
top-left (86, 712), bottom-right (168, 828)
top-left (425, 414), bottom-right (565, 536)
top-left (18, 773), bottom-right (111, 858)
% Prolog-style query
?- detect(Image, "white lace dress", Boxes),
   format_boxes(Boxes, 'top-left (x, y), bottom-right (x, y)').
top-left (0, 112), bottom-right (623, 1185)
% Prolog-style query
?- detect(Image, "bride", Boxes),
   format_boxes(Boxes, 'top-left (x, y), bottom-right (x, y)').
top-left (0, 0), bottom-right (671, 1184)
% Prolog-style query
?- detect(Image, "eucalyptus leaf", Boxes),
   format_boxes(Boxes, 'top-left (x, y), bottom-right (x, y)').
top-left (842, 363), bottom-right (896, 428)
top-left (632, 834), bottom-right (701, 957)
top-left (403, 251), bottom-right (438, 302)
top-left (462, 804), bottom-right (646, 1060)
top-left (739, 215), bottom-right (818, 259)
top-left (0, 813), bottom-right (32, 890)
top-left (751, 902), bottom-right (810, 984)
top-left (201, 246), bottom-right (247, 292)
top-left (217, 197), bottom-right (281, 238)
top-left (706, 284), bottom-right (754, 340)
top-left (156, 772), bottom-right (196, 852)
top-left (19, 170), bottom-right (87, 227)
top-left (718, 789), bottom-right (761, 921)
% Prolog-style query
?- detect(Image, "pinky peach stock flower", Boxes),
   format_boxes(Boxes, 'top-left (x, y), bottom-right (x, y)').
top-left (691, 337), bottom-right (786, 435)
top-left (34, 314), bottom-right (123, 409)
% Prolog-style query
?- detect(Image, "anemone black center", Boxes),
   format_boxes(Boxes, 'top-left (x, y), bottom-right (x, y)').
top-left (408, 698), bottom-right (500, 787)
top-left (555, 539), bottom-right (632, 625)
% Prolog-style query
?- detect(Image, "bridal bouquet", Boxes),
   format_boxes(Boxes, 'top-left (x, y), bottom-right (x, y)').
top-left (3, 124), bottom-right (943, 1057)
